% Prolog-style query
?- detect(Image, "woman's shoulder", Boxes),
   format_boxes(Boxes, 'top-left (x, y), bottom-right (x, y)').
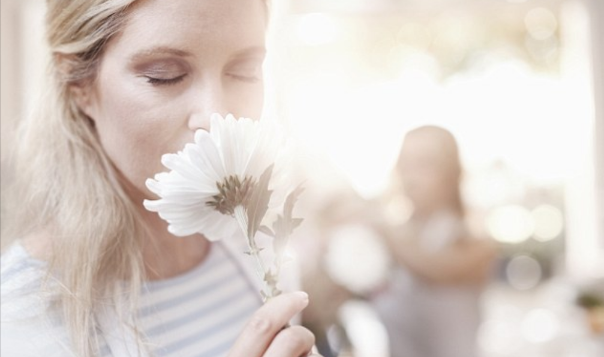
top-left (1, 241), bottom-right (52, 318)
top-left (1, 231), bottom-right (55, 300)
top-left (1, 242), bottom-right (76, 356)
top-left (1, 241), bottom-right (47, 285)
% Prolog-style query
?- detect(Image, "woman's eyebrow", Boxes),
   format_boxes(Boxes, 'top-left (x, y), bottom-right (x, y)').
top-left (129, 46), bottom-right (193, 63)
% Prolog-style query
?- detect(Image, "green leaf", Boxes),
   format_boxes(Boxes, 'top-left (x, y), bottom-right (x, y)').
top-left (291, 218), bottom-right (304, 230)
top-left (272, 216), bottom-right (285, 237)
top-left (246, 165), bottom-right (273, 239)
top-left (272, 216), bottom-right (287, 254)
top-left (271, 185), bottom-right (305, 258)
top-left (264, 270), bottom-right (278, 285)
top-left (272, 185), bottom-right (305, 238)
top-left (259, 225), bottom-right (275, 237)
top-left (284, 184), bottom-right (305, 219)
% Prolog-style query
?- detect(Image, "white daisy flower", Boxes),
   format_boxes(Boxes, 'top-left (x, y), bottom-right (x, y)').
top-left (143, 113), bottom-right (288, 241)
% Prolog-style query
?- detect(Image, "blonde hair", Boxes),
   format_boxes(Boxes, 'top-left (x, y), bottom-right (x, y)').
top-left (6, 1), bottom-right (145, 356)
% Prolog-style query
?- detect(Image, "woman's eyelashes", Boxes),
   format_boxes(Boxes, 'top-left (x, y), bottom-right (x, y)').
top-left (226, 57), bottom-right (264, 83)
top-left (227, 72), bottom-right (262, 83)
top-left (145, 74), bottom-right (187, 86)
top-left (134, 58), bottom-right (190, 86)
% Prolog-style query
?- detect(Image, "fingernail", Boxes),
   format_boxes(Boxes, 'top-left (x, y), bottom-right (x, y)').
top-left (296, 291), bottom-right (309, 305)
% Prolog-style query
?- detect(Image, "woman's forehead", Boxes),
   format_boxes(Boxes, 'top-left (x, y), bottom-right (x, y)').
top-left (115, 0), bottom-right (267, 56)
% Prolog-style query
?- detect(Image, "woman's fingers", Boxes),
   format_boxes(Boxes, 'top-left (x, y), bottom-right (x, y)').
top-left (262, 325), bottom-right (316, 357)
top-left (227, 291), bottom-right (309, 357)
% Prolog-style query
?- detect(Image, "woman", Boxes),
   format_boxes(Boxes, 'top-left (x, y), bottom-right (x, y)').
top-left (0, 1), bottom-right (319, 356)
top-left (372, 126), bottom-right (497, 357)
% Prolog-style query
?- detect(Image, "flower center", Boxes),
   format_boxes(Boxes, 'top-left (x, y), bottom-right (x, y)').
top-left (206, 175), bottom-right (255, 215)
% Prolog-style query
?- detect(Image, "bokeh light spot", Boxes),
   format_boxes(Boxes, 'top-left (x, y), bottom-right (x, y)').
top-left (487, 205), bottom-right (534, 243)
top-left (506, 255), bottom-right (542, 290)
top-left (531, 204), bottom-right (564, 242)
top-left (521, 308), bottom-right (559, 343)
top-left (525, 7), bottom-right (558, 41)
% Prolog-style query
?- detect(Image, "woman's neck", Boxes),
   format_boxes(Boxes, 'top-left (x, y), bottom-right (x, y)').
top-left (118, 172), bottom-right (212, 281)
top-left (136, 198), bottom-right (211, 281)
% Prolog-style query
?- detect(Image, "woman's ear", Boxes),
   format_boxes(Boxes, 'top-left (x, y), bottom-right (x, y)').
top-left (54, 52), bottom-right (98, 121)
top-left (70, 82), bottom-right (97, 120)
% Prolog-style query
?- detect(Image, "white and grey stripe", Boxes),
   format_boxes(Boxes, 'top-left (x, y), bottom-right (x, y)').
top-left (2, 242), bottom-right (262, 357)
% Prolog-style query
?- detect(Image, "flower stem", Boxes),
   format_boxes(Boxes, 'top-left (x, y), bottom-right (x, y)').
top-left (234, 205), bottom-right (273, 301)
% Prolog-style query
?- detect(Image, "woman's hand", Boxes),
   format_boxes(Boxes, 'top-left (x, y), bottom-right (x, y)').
top-left (228, 291), bottom-right (322, 357)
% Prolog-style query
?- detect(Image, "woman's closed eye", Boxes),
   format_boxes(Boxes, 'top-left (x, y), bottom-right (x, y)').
top-left (225, 57), bottom-right (264, 83)
top-left (133, 58), bottom-right (190, 86)
top-left (226, 69), bottom-right (262, 83)
top-left (145, 73), bottom-right (187, 86)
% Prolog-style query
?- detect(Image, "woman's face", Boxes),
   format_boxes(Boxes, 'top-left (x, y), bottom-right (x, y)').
top-left (80, 0), bottom-right (266, 202)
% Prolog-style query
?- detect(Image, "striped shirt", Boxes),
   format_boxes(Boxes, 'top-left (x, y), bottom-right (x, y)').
top-left (1, 242), bottom-right (263, 357)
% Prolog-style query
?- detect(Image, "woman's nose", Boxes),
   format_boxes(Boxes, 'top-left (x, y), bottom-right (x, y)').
top-left (188, 112), bottom-right (212, 132)
top-left (187, 81), bottom-right (227, 132)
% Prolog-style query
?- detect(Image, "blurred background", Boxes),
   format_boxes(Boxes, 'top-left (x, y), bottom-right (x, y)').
top-left (1, 0), bottom-right (603, 356)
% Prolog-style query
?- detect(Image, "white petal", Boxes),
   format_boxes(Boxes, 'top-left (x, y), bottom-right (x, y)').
top-left (145, 178), bottom-right (163, 196)
top-left (143, 199), bottom-right (160, 212)
top-left (191, 132), bottom-right (227, 179)
top-left (161, 154), bottom-right (207, 185)
top-left (184, 143), bottom-right (224, 183)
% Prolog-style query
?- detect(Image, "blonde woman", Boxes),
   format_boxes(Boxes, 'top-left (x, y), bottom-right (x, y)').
top-left (373, 126), bottom-right (498, 357)
top-left (0, 1), bottom-right (320, 357)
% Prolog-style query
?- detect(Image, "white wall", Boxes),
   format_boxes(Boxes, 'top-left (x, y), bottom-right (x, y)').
top-left (588, 0), bottom-right (604, 250)
top-left (0, 0), bottom-right (47, 163)
top-left (1, 0), bottom-right (20, 163)
top-left (0, 0), bottom-right (47, 237)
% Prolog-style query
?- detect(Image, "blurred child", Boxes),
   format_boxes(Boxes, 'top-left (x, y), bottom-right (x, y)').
top-left (372, 125), bottom-right (497, 357)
